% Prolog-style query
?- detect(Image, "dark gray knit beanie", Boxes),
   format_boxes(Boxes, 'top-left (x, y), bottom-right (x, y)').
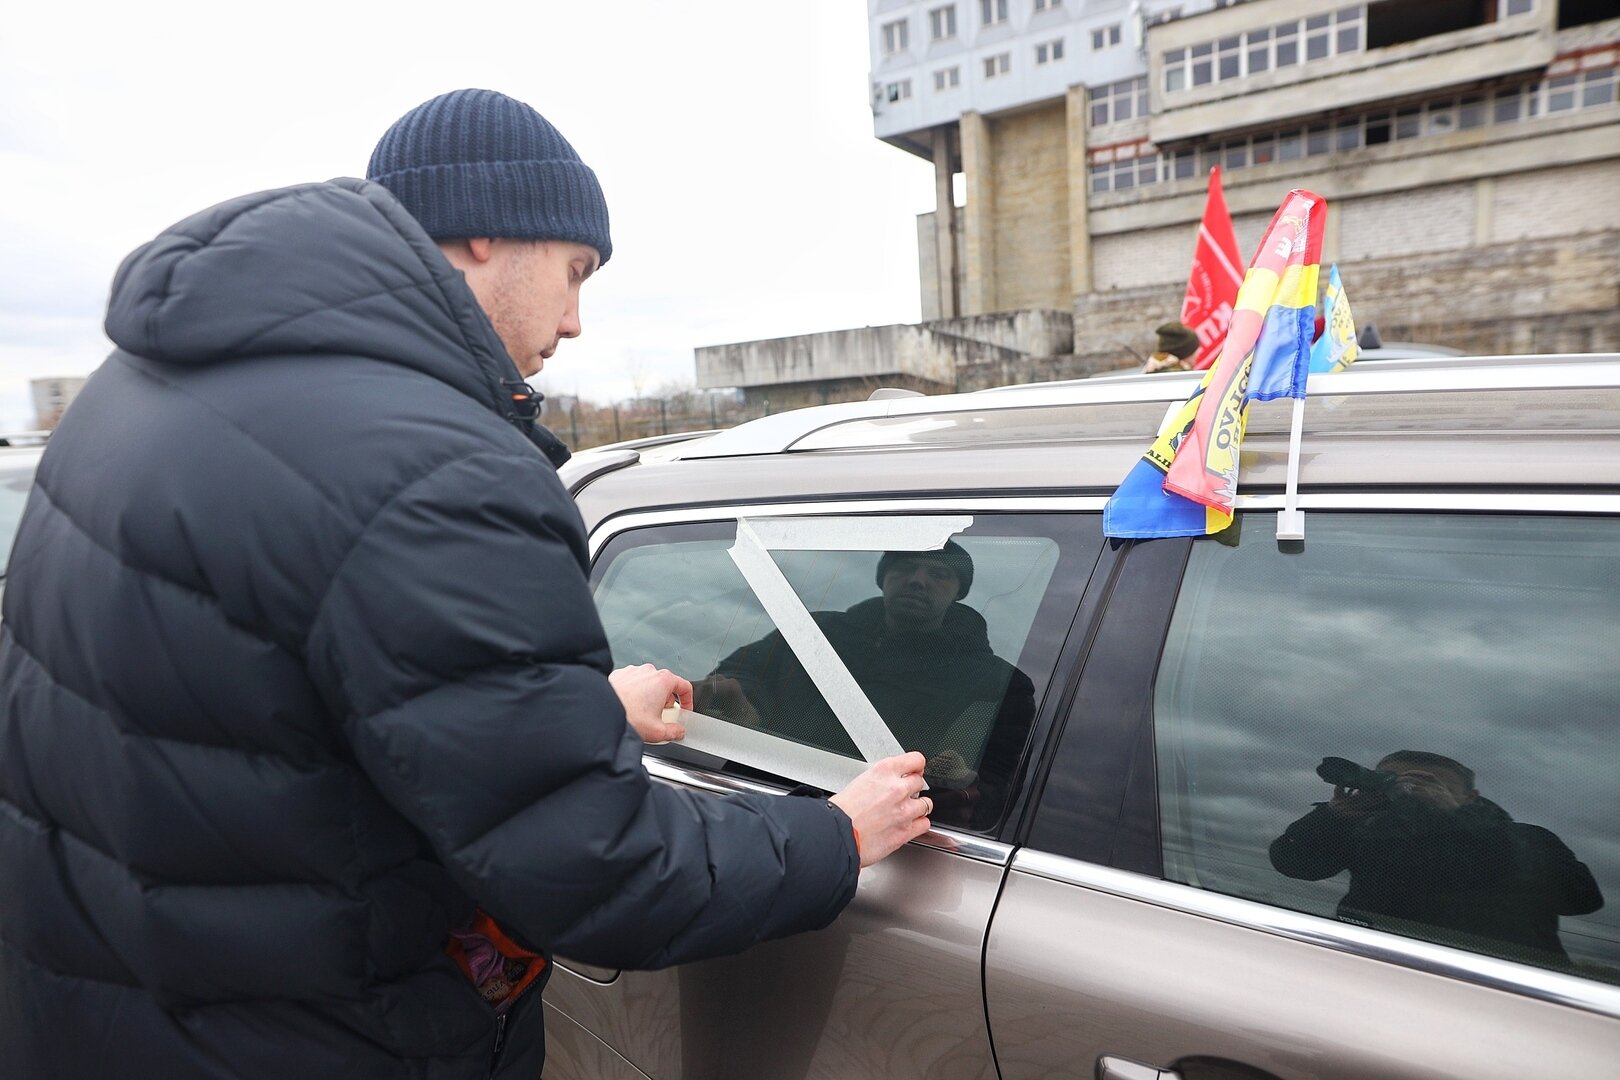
top-left (367, 89), bottom-right (612, 264)
top-left (876, 542), bottom-right (975, 600)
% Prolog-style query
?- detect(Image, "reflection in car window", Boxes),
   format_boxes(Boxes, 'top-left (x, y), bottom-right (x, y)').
top-left (1155, 514), bottom-right (1617, 983)
top-left (592, 514), bottom-right (1100, 832)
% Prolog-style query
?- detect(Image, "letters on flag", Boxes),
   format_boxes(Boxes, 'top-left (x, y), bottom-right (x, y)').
top-left (1309, 264), bottom-right (1359, 373)
top-left (1103, 189), bottom-right (1326, 539)
top-left (1180, 166), bottom-right (1245, 372)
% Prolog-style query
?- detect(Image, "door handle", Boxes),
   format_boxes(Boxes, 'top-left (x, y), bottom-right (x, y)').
top-left (1097, 1056), bottom-right (1182, 1080)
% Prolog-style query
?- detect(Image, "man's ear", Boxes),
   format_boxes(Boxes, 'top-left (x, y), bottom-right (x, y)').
top-left (436, 238), bottom-right (496, 269)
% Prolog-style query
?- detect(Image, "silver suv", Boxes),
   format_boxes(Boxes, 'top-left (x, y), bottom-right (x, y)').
top-left (545, 354), bottom-right (1620, 1080)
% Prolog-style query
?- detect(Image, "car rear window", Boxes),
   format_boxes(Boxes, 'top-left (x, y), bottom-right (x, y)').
top-left (1154, 512), bottom-right (1619, 984)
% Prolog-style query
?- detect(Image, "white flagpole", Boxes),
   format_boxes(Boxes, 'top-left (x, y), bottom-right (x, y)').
top-left (1277, 395), bottom-right (1306, 540)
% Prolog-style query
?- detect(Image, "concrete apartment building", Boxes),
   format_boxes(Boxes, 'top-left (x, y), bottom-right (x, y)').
top-left (697, 0), bottom-right (1619, 405)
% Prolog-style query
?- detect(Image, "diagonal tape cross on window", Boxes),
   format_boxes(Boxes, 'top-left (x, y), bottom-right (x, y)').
top-left (665, 515), bottom-right (975, 790)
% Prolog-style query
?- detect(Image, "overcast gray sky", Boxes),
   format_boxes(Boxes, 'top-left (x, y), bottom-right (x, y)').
top-left (0, 1), bottom-right (934, 430)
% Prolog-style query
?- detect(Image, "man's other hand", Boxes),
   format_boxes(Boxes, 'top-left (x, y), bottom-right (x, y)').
top-left (609, 664), bottom-right (693, 744)
top-left (829, 752), bottom-right (932, 868)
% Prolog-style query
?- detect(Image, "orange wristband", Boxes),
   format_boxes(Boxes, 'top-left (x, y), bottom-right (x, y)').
top-left (850, 825), bottom-right (863, 860)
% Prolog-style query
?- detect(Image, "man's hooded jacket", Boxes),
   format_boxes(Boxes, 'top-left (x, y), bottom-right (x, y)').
top-left (0, 180), bottom-right (858, 1078)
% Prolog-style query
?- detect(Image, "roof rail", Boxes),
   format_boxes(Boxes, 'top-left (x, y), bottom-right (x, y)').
top-left (674, 353), bottom-right (1620, 460)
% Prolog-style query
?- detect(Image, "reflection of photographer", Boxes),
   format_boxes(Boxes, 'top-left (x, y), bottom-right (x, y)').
top-left (1269, 751), bottom-right (1603, 963)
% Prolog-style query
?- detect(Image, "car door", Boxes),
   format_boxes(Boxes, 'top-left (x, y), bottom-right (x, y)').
top-left (986, 506), bottom-right (1620, 1079)
top-left (542, 501), bottom-right (1106, 1079)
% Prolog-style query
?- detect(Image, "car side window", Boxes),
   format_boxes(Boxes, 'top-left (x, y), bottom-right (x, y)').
top-left (591, 513), bottom-right (1101, 833)
top-left (1154, 512), bottom-right (1617, 984)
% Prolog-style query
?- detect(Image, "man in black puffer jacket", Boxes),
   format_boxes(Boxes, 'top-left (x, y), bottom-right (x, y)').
top-left (0, 89), bottom-right (932, 1078)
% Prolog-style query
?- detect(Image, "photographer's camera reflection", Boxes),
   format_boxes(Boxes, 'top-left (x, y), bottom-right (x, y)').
top-left (1270, 751), bottom-right (1603, 965)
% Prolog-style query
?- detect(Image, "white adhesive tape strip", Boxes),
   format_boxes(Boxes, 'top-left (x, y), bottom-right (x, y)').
top-left (727, 518), bottom-right (905, 763)
top-left (663, 708), bottom-right (866, 794)
top-left (745, 515), bottom-right (975, 552)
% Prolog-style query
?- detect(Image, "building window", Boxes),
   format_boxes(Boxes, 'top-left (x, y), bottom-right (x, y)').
top-left (1036, 38), bottom-right (1066, 65)
top-left (1501, 0), bottom-right (1534, 13)
top-left (983, 51), bottom-right (1011, 78)
top-left (1163, 48), bottom-right (1185, 92)
top-left (1034, 0), bottom-right (1062, 10)
top-left (1275, 22), bottom-right (1299, 67)
top-left (881, 19), bottom-right (909, 55)
top-left (1098, 60), bottom-right (1615, 200)
top-left (1546, 74), bottom-right (1580, 112)
top-left (1335, 6), bottom-right (1364, 54)
top-left (1163, 7), bottom-right (1366, 93)
top-left (1246, 27), bottom-right (1271, 74)
top-left (980, 0), bottom-right (1008, 26)
top-left (933, 66), bottom-right (962, 90)
top-left (1089, 76), bottom-right (1149, 127)
top-left (1088, 143), bottom-right (1164, 194)
top-left (1305, 13), bottom-right (1332, 61)
top-left (929, 5), bottom-right (957, 41)
top-left (1092, 23), bottom-right (1122, 50)
top-left (1581, 66), bottom-right (1617, 108)
top-left (1217, 35), bottom-right (1241, 80)
top-left (885, 79), bottom-right (913, 103)
top-left (1191, 42), bottom-right (1213, 85)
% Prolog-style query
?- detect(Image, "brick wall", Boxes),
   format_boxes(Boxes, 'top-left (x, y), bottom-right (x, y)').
top-left (1492, 160), bottom-right (1620, 243)
top-left (1092, 222), bottom-right (1198, 290)
top-left (1337, 182), bottom-right (1476, 263)
top-left (989, 103), bottom-right (1072, 311)
top-left (1343, 230), bottom-right (1620, 353)
top-left (1075, 231), bottom-right (1620, 360)
top-left (1090, 208), bottom-right (1279, 292)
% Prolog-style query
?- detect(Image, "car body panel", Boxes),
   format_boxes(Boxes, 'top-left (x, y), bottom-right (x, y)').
top-left (987, 863), bottom-right (1620, 1080)
top-left (542, 1002), bottom-right (655, 1080)
top-left (544, 800), bottom-right (1005, 1080)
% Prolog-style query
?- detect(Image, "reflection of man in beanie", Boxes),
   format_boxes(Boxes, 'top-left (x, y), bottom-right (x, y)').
top-left (1, 88), bottom-right (927, 1079)
top-left (1142, 319), bottom-right (1201, 373)
top-left (874, 542), bottom-right (975, 632)
top-left (700, 540), bottom-right (1037, 830)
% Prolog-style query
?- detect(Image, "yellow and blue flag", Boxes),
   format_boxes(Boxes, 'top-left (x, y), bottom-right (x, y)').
top-left (1104, 189), bottom-right (1326, 538)
top-left (1309, 264), bottom-right (1358, 373)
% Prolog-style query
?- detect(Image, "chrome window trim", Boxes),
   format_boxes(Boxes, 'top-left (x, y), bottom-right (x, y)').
top-left (644, 757), bottom-right (1014, 866)
top-left (673, 355), bottom-right (1620, 459)
top-left (1011, 848), bottom-right (1620, 1021)
top-left (589, 494), bottom-right (1620, 558)
top-left (1237, 492), bottom-right (1620, 513)
top-left (587, 497), bottom-right (1112, 557)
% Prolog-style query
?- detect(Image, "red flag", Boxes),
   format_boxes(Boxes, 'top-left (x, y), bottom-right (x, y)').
top-left (1179, 166), bottom-right (1245, 371)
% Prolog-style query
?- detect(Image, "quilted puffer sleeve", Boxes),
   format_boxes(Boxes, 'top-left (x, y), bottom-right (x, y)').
top-left (304, 450), bottom-right (858, 969)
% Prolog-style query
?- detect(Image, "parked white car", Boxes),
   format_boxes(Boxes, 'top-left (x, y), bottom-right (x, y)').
top-left (0, 441), bottom-right (45, 599)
